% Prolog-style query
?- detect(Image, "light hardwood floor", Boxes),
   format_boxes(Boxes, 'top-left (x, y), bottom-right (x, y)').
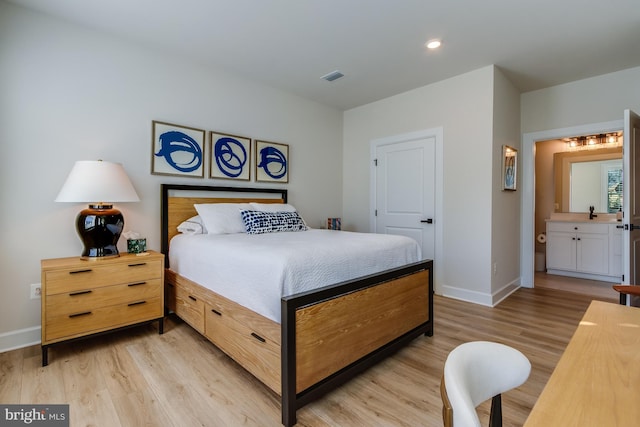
top-left (0, 279), bottom-right (619, 427)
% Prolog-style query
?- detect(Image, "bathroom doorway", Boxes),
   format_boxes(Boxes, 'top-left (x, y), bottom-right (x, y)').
top-left (521, 119), bottom-right (624, 289)
top-left (533, 135), bottom-right (622, 298)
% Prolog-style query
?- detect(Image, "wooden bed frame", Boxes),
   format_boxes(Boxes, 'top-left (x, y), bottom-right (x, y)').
top-left (160, 184), bottom-right (434, 426)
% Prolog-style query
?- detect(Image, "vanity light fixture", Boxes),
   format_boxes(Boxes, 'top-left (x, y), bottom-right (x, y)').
top-left (564, 132), bottom-right (622, 151)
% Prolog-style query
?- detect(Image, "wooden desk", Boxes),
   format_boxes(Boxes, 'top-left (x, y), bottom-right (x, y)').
top-left (524, 300), bottom-right (640, 426)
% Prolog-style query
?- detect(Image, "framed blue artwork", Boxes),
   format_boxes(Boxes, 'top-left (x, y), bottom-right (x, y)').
top-left (151, 121), bottom-right (205, 178)
top-left (209, 131), bottom-right (251, 181)
top-left (255, 140), bottom-right (289, 183)
top-left (502, 145), bottom-right (517, 191)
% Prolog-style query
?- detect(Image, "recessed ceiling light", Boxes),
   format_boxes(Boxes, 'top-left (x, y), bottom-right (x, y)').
top-left (425, 39), bottom-right (442, 49)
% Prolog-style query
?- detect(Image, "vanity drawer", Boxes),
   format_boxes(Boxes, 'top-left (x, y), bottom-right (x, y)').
top-left (547, 222), bottom-right (609, 234)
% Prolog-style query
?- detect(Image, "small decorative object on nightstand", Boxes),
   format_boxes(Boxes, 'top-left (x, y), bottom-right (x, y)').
top-left (40, 251), bottom-right (165, 366)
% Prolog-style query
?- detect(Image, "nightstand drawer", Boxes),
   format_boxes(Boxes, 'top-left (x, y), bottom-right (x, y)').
top-left (45, 296), bottom-right (162, 342)
top-left (45, 279), bottom-right (162, 319)
top-left (44, 259), bottom-right (162, 294)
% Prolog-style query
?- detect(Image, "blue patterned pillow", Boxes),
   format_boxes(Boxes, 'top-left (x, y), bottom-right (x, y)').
top-left (241, 210), bottom-right (308, 234)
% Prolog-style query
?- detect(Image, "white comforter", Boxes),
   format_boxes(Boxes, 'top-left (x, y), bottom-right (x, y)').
top-left (169, 229), bottom-right (422, 323)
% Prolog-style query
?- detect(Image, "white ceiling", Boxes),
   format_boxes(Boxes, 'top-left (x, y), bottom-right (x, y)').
top-left (8, 0), bottom-right (640, 110)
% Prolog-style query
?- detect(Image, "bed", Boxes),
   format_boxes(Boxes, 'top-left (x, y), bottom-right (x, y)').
top-left (160, 184), bottom-right (433, 426)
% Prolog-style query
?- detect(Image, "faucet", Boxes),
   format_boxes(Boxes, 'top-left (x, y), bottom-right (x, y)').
top-left (589, 205), bottom-right (598, 220)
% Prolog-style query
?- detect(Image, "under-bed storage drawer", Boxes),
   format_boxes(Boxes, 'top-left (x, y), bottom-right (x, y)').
top-left (204, 303), bottom-right (280, 392)
top-left (174, 283), bottom-right (205, 333)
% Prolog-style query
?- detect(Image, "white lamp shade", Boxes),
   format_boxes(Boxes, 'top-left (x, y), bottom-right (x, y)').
top-left (55, 160), bottom-right (140, 203)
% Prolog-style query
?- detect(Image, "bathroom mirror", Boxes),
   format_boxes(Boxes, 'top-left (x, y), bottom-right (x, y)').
top-left (554, 147), bottom-right (622, 213)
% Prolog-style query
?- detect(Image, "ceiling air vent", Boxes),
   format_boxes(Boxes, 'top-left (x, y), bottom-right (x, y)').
top-left (320, 70), bottom-right (344, 82)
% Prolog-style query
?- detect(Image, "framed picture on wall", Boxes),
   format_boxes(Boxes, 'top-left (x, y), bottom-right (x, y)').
top-left (209, 131), bottom-right (251, 181)
top-left (255, 140), bottom-right (289, 183)
top-left (151, 121), bottom-right (205, 178)
top-left (502, 145), bottom-right (517, 191)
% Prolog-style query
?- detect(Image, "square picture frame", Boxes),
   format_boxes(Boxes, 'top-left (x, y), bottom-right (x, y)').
top-left (209, 131), bottom-right (251, 181)
top-left (151, 121), bottom-right (206, 178)
top-left (502, 145), bottom-right (517, 191)
top-left (255, 140), bottom-right (289, 183)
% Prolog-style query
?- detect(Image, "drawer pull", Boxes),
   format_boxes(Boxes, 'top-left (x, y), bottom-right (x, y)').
top-left (128, 301), bottom-right (147, 307)
top-left (211, 309), bottom-right (222, 316)
top-left (251, 332), bottom-right (266, 343)
top-left (128, 281), bottom-right (147, 287)
top-left (128, 263), bottom-right (147, 268)
top-left (69, 311), bottom-right (92, 318)
top-left (69, 269), bottom-right (92, 275)
top-left (167, 283), bottom-right (174, 288)
top-left (69, 290), bottom-right (92, 296)
top-left (188, 295), bottom-right (197, 302)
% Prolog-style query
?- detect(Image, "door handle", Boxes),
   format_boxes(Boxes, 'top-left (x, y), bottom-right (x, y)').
top-left (420, 218), bottom-right (433, 224)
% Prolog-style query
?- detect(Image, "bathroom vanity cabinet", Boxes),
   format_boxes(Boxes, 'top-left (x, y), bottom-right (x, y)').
top-left (546, 221), bottom-right (622, 282)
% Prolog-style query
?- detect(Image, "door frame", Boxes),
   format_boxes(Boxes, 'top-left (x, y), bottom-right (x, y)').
top-left (369, 127), bottom-right (444, 292)
top-left (521, 119), bottom-right (623, 287)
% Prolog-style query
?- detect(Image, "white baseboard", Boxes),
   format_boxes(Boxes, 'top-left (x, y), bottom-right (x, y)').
top-left (439, 278), bottom-right (521, 307)
top-left (0, 326), bottom-right (41, 353)
top-left (492, 279), bottom-right (521, 306)
top-left (440, 284), bottom-right (494, 306)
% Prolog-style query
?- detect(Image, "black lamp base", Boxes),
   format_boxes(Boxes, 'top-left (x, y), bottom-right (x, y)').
top-left (76, 204), bottom-right (124, 259)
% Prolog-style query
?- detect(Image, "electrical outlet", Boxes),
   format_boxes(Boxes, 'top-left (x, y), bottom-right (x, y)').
top-left (493, 262), bottom-right (497, 276)
top-left (30, 283), bottom-right (41, 299)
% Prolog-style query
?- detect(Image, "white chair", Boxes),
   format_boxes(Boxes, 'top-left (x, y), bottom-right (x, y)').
top-left (441, 341), bottom-right (531, 427)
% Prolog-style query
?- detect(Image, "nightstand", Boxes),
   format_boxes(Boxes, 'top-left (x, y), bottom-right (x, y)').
top-left (41, 250), bottom-right (165, 366)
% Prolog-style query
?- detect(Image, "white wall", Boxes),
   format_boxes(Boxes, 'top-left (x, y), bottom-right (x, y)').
top-left (343, 66), bottom-right (499, 302)
top-left (0, 2), bottom-right (343, 350)
top-left (490, 68), bottom-right (522, 299)
top-left (522, 66), bottom-right (640, 133)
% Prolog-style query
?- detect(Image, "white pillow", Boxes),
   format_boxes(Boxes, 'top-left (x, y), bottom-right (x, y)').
top-left (194, 203), bottom-right (252, 234)
top-left (177, 215), bottom-right (207, 235)
top-left (249, 202), bottom-right (297, 212)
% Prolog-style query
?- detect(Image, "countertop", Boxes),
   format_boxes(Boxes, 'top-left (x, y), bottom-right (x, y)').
top-left (546, 213), bottom-right (620, 223)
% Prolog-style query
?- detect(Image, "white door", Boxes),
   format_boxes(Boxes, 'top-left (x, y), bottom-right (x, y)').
top-left (373, 136), bottom-right (435, 260)
top-left (623, 109), bottom-right (640, 287)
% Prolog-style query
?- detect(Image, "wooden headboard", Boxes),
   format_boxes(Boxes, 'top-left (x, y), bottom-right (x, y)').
top-left (160, 184), bottom-right (288, 260)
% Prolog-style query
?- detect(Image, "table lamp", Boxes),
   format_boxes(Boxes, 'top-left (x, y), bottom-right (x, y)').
top-left (55, 160), bottom-right (140, 259)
